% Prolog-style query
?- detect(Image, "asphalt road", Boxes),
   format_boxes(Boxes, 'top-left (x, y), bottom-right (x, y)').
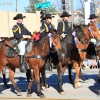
top-left (0, 68), bottom-right (100, 100)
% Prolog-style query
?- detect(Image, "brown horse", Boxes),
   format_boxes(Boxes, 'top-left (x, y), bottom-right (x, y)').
top-left (67, 23), bottom-right (100, 88)
top-left (0, 31), bottom-right (61, 97)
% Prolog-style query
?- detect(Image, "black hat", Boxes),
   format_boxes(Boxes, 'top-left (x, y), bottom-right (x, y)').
top-left (43, 14), bottom-right (55, 20)
top-left (88, 14), bottom-right (98, 19)
top-left (13, 13), bottom-right (26, 20)
top-left (60, 12), bottom-right (71, 17)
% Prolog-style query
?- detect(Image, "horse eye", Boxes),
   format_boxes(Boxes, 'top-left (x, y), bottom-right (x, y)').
top-left (93, 29), bottom-right (96, 31)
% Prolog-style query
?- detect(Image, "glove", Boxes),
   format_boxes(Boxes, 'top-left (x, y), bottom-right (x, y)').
top-left (60, 33), bottom-right (65, 38)
top-left (23, 35), bottom-right (31, 38)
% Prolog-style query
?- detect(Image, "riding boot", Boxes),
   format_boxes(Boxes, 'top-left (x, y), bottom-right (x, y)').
top-left (19, 55), bottom-right (27, 73)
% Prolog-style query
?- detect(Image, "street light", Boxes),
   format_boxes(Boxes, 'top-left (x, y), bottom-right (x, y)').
top-left (40, 10), bottom-right (46, 23)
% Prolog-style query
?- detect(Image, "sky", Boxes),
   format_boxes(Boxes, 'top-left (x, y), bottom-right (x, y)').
top-left (0, 0), bottom-right (61, 12)
top-left (0, 0), bottom-right (82, 12)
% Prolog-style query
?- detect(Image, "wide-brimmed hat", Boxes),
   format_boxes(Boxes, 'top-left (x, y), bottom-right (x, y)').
top-left (13, 13), bottom-right (26, 20)
top-left (88, 14), bottom-right (98, 19)
top-left (60, 12), bottom-right (71, 17)
top-left (43, 14), bottom-right (55, 20)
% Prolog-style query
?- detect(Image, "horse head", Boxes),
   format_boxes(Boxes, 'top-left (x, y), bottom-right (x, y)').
top-left (73, 24), bottom-right (89, 44)
top-left (88, 23), bottom-right (100, 40)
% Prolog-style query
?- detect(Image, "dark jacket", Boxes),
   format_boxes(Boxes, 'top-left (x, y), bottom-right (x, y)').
top-left (57, 20), bottom-right (72, 35)
top-left (12, 23), bottom-right (32, 40)
top-left (40, 22), bottom-right (55, 36)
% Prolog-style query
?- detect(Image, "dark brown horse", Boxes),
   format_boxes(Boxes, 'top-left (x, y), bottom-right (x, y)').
top-left (0, 31), bottom-right (61, 98)
top-left (67, 23), bottom-right (100, 88)
top-left (40, 26), bottom-right (88, 94)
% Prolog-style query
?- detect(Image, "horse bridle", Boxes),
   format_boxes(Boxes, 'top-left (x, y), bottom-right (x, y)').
top-left (88, 26), bottom-right (95, 38)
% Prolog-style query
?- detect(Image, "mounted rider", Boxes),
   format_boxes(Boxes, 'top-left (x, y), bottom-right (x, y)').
top-left (40, 14), bottom-right (55, 36)
top-left (87, 14), bottom-right (99, 59)
top-left (40, 14), bottom-right (56, 70)
top-left (12, 13), bottom-right (32, 73)
top-left (57, 12), bottom-right (72, 38)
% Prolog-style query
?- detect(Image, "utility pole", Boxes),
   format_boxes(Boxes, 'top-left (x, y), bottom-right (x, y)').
top-left (71, 0), bottom-right (74, 29)
top-left (6, 0), bottom-right (10, 37)
top-left (65, 0), bottom-right (69, 12)
top-left (16, 0), bottom-right (18, 12)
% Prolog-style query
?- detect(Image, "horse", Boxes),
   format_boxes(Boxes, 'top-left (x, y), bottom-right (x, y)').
top-left (0, 31), bottom-right (61, 98)
top-left (67, 23), bottom-right (100, 88)
top-left (40, 25), bottom-right (88, 94)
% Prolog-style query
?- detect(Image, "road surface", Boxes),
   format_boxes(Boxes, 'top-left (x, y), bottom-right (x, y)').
top-left (0, 68), bottom-right (100, 100)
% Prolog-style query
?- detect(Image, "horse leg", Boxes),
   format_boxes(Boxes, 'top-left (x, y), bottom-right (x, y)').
top-left (35, 68), bottom-right (45, 98)
top-left (26, 68), bottom-right (34, 93)
top-left (8, 66), bottom-right (22, 96)
top-left (26, 69), bottom-right (32, 83)
top-left (73, 62), bottom-right (82, 88)
top-left (79, 68), bottom-right (87, 83)
top-left (27, 67), bottom-right (45, 98)
top-left (67, 63), bottom-right (73, 84)
top-left (40, 67), bottom-right (49, 91)
top-left (57, 63), bottom-right (65, 95)
top-left (27, 72), bottom-right (35, 97)
top-left (2, 67), bottom-right (10, 88)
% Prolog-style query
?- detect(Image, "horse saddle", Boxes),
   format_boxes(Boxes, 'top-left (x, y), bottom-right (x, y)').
top-left (5, 39), bottom-right (33, 58)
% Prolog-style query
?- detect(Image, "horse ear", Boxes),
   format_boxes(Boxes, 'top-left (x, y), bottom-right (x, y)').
top-left (73, 24), bottom-right (76, 28)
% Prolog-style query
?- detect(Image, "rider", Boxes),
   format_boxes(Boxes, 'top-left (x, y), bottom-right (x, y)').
top-left (40, 14), bottom-right (55, 36)
top-left (88, 14), bottom-right (98, 24)
top-left (12, 13), bottom-right (32, 73)
top-left (40, 14), bottom-right (56, 71)
top-left (57, 12), bottom-right (73, 76)
top-left (57, 12), bottom-right (72, 38)
top-left (87, 14), bottom-right (99, 63)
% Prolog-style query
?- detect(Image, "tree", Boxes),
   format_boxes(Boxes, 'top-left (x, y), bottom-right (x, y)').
top-left (24, 0), bottom-right (58, 14)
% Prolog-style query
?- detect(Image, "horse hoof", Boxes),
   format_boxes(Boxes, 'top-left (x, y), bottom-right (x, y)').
top-left (27, 93), bottom-right (32, 97)
top-left (42, 87), bottom-right (48, 92)
top-left (60, 91), bottom-right (66, 95)
top-left (40, 94), bottom-right (45, 98)
top-left (74, 83), bottom-right (82, 89)
top-left (46, 84), bottom-right (49, 88)
top-left (83, 80), bottom-right (87, 83)
top-left (26, 89), bottom-right (33, 93)
top-left (37, 92), bottom-right (45, 98)
top-left (17, 92), bottom-right (22, 96)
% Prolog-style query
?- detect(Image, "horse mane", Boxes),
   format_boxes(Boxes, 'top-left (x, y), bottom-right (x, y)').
top-left (61, 33), bottom-right (74, 45)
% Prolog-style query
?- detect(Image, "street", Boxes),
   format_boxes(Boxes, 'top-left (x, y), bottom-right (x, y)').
top-left (0, 68), bottom-right (100, 100)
